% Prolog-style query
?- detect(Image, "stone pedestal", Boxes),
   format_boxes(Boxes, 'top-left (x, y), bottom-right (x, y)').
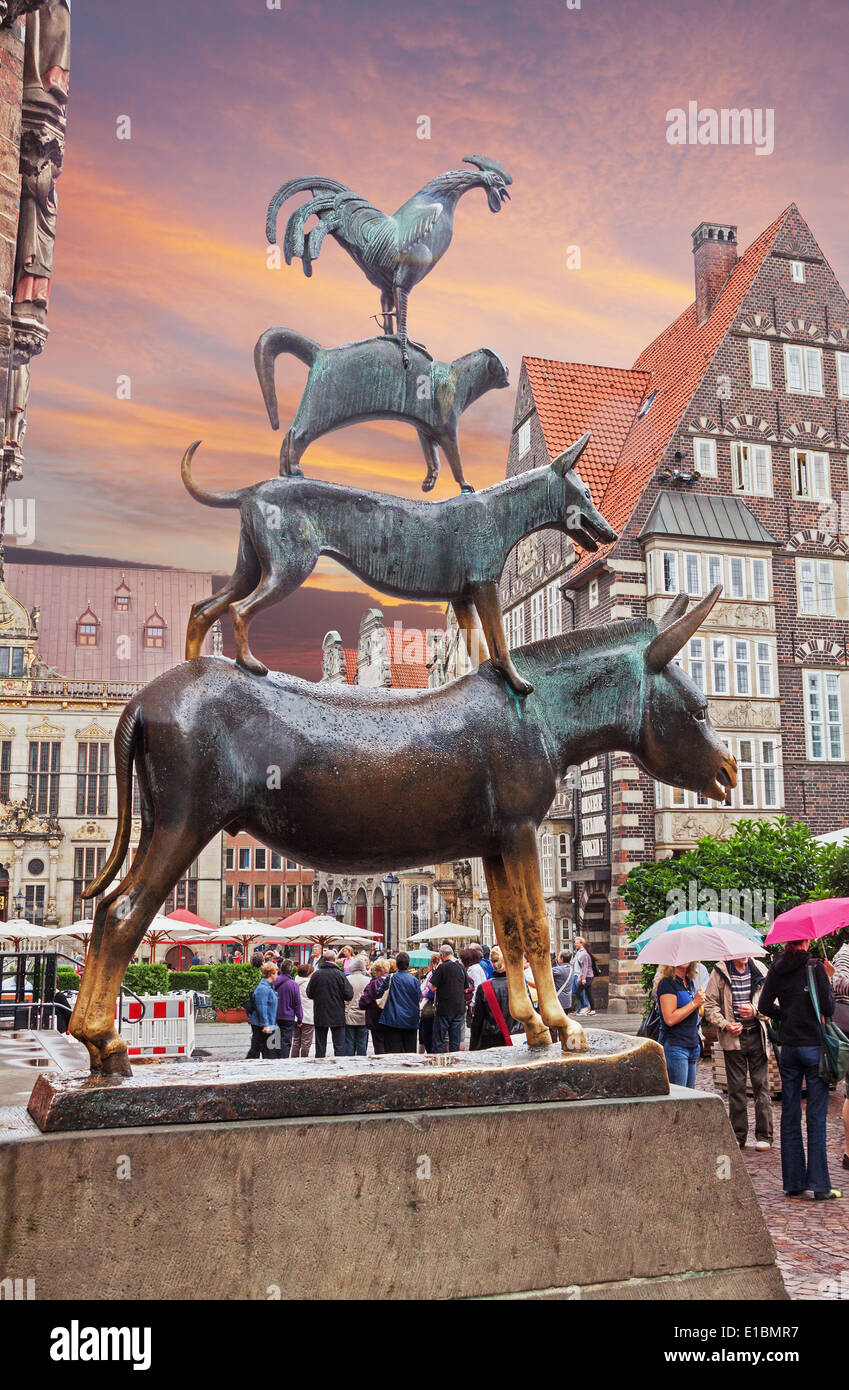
top-left (0, 1088), bottom-right (787, 1300)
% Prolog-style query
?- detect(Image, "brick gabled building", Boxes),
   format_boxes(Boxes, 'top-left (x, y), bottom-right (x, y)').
top-left (496, 202), bottom-right (849, 1011)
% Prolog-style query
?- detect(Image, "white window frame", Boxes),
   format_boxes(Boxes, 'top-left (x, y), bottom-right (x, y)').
top-left (728, 555), bottom-right (746, 600)
top-left (736, 737), bottom-right (757, 808)
top-left (540, 832), bottom-right (554, 894)
top-left (224, 847), bottom-right (235, 871)
top-left (660, 550), bottom-right (678, 594)
top-left (683, 552), bottom-right (701, 597)
top-left (530, 589), bottom-right (545, 641)
top-left (588, 578), bottom-right (599, 609)
top-left (732, 441), bottom-right (772, 496)
top-left (694, 437), bottom-right (717, 477)
top-left (749, 339), bottom-right (772, 389)
top-left (837, 352), bottom-right (849, 400)
top-left (557, 833), bottom-right (571, 891)
top-left (784, 344), bottom-right (824, 396)
top-left (517, 420), bottom-right (531, 457)
top-left (791, 260), bottom-right (805, 283)
top-left (750, 556), bottom-right (769, 601)
top-left (761, 739), bottom-right (780, 808)
top-left (792, 448), bottom-right (830, 501)
top-left (755, 641), bottom-right (773, 697)
top-left (706, 554), bottom-right (723, 591)
top-left (545, 581), bottom-right (562, 637)
top-left (238, 847), bottom-right (251, 870)
top-left (805, 670), bottom-right (844, 762)
top-left (797, 557), bottom-right (836, 616)
top-left (687, 636), bottom-right (706, 693)
top-left (733, 639), bottom-right (751, 696)
top-left (710, 637), bottom-right (729, 695)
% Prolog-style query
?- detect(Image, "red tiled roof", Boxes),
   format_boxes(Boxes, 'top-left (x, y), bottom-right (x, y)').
top-left (388, 662), bottom-right (429, 689)
top-left (340, 632), bottom-right (429, 689)
top-left (343, 648), bottom-right (358, 683)
top-left (522, 359), bottom-right (652, 501)
top-left (524, 206), bottom-right (793, 581)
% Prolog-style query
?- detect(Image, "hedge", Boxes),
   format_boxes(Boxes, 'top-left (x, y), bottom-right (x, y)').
top-left (56, 966), bottom-right (82, 992)
top-left (123, 962), bottom-right (170, 996)
top-left (169, 970), bottom-right (210, 992)
top-left (208, 963), bottom-right (260, 1012)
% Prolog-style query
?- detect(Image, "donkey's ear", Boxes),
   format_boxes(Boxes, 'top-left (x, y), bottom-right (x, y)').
top-left (656, 592), bottom-right (689, 631)
top-left (550, 431), bottom-right (591, 476)
top-left (646, 585), bottom-right (722, 671)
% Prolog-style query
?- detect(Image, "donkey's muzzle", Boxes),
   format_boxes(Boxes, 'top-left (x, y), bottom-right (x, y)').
top-left (705, 753), bottom-right (737, 803)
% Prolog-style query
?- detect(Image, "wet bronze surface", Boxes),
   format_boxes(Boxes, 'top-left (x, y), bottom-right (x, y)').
top-left (29, 1030), bottom-right (668, 1133)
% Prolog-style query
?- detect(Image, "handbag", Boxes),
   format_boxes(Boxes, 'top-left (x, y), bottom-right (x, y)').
top-left (375, 976), bottom-right (392, 1011)
top-left (808, 963), bottom-right (849, 1085)
top-left (637, 1000), bottom-right (661, 1042)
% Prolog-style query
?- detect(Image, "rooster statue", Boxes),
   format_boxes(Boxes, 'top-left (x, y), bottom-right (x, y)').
top-left (265, 155), bottom-right (512, 366)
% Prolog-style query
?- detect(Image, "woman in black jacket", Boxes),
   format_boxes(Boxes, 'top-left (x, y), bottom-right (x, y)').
top-left (469, 947), bottom-right (524, 1049)
top-left (759, 939), bottom-right (840, 1200)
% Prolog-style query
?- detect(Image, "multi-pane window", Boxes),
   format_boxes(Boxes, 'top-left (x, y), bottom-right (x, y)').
top-left (76, 614), bottom-right (99, 647)
top-left (269, 883), bottom-right (282, 910)
top-left (0, 739), bottom-right (10, 801)
top-left (805, 671), bottom-right (843, 761)
top-left (762, 741), bottom-right (779, 806)
top-left (254, 847), bottom-right (267, 871)
top-left (749, 339), bottom-right (772, 389)
top-left (254, 884), bottom-right (266, 909)
top-left (302, 884), bottom-right (312, 909)
top-left (711, 639), bottom-right (729, 695)
top-left (143, 615), bottom-right (166, 649)
top-left (286, 885), bottom-right (298, 909)
top-left (838, 353), bottom-right (849, 400)
top-left (517, 420), bottom-right (531, 457)
top-left (588, 578), bottom-right (599, 608)
top-left (791, 260), bottom-right (805, 283)
top-left (694, 437), bottom-right (717, 477)
top-left (707, 554), bottom-right (723, 591)
top-left (751, 557), bottom-right (768, 601)
top-left (785, 344), bottom-right (823, 395)
top-left (687, 638), bottom-right (706, 692)
top-left (683, 553), bottom-right (701, 595)
top-left (76, 742), bottom-right (109, 816)
top-left (792, 449), bottom-right (829, 500)
top-left (728, 556), bottom-right (745, 599)
top-left (546, 581), bottom-right (562, 637)
top-left (224, 884), bottom-right (234, 910)
top-left (659, 551), bottom-right (678, 593)
top-left (756, 642), bottom-right (773, 696)
top-left (73, 846), bottom-right (106, 920)
top-left (540, 832), bottom-right (554, 894)
top-left (509, 604), bottom-right (525, 648)
top-left (660, 738), bottom-right (781, 810)
top-left (734, 641), bottom-right (751, 696)
top-left (557, 833), bottom-right (571, 890)
top-left (0, 646), bottom-right (25, 677)
top-left (736, 739), bottom-right (757, 807)
top-left (530, 590), bottom-right (545, 641)
top-left (23, 883), bottom-right (45, 926)
top-left (270, 851), bottom-right (282, 870)
top-left (28, 741), bottom-right (60, 816)
top-left (169, 859), bottom-right (199, 914)
top-left (732, 442), bottom-right (771, 495)
top-left (797, 558), bottom-right (836, 616)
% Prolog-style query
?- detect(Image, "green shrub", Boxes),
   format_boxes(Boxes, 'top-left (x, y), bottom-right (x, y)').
top-left (56, 965), bottom-right (82, 991)
top-left (208, 963), bottom-right (260, 1012)
top-left (169, 970), bottom-right (209, 991)
top-left (123, 962), bottom-right (170, 996)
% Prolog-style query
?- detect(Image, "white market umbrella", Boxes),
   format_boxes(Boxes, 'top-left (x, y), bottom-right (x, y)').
top-left (0, 920), bottom-right (59, 949)
top-left (404, 923), bottom-right (481, 943)
top-left (270, 916), bottom-right (380, 947)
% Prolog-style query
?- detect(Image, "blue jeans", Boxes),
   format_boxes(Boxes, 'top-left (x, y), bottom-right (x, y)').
top-left (432, 1013), bottom-right (464, 1054)
top-left (344, 1025), bottom-right (368, 1056)
top-left (572, 980), bottom-right (587, 1011)
top-left (664, 1042), bottom-right (700, 1089)
top-left (778, 1044), bottom-right (831, 1194)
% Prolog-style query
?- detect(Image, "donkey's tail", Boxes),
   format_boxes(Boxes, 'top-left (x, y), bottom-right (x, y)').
top-left (181, 441), bottom-right (246, 509)
top-left (253, 326), bottom-right (322, 430)
top-left (82, 703), bottom-right (140, 898)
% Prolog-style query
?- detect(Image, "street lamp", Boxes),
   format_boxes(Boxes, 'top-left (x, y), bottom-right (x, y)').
top-left (13, 891), bottom-right (24, 919)
top-left (382, 872), bottom-right (398, 953)
top-left (237, 882), bottom-right (249, 920)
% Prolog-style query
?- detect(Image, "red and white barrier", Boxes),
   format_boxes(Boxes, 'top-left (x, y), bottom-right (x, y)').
top-left (114, 994), bottom-right (195, 1057)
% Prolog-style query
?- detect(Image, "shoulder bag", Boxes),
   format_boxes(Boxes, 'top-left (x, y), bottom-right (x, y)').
top-left (808, 962), bottom-right (849, 1084)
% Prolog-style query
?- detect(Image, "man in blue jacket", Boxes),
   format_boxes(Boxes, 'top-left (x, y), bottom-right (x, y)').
top-left (376, 952), bottom-right (422, 1053)
top-left (246, 961), bottom-right (279, 1060)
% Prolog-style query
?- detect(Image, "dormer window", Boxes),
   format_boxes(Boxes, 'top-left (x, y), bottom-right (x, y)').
top-left (637, 390), bottom-right (657, 420)
top-left (76, 606), bottom-right (100, 647)
top-left (114, 578), bottom-right (131, 612)
top-left (143, 609), bottom-right (166, 649)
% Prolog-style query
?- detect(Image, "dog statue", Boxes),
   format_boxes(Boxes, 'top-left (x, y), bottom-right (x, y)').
top-left (254, 328), bottom-right (509, 492)
top-left (182, 432), bottom-right (616, 696)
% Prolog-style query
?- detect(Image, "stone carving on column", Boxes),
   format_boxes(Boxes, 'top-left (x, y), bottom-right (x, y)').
top-left (5, 0), bottom-right (69, 467)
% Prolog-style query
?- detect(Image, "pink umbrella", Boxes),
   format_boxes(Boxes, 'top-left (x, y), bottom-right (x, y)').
top-left (638, 925), bottom-right (767, 966)
top-left (765, 898), bottom-right (849, 946)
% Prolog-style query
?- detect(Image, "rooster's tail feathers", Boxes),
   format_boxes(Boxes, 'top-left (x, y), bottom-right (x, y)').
top-left (266, 175), bottom-right (348, 244)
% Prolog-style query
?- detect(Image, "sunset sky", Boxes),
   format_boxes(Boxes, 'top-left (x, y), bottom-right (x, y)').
top-left (15, 0), bottom-right (849, 675)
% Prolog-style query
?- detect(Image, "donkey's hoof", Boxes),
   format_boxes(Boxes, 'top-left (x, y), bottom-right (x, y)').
top-left (497, 665), bottom-right (534, 697)
top-left (101, 1049), bottom-right (133, 1078)
top-left (236, 654), bottom-right (269, 677)
top-left (526, 1025), bottom-right (553, 1048)
top-left (560, 1024), bottom-right (589, 1054)
top-left (460, 484), bottom-right (475, 494)
top-left (422, 474), bottom-right (437, 493)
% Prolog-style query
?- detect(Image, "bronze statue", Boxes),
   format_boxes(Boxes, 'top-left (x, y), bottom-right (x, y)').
top-left (69, 587), bottom-right (737, 1075)
top-left (181, 431), bottom-right (615, 694)
top-left (254, 328), bottom-right (508, 492)
top-left (266, 155), bottom-right (512, 366)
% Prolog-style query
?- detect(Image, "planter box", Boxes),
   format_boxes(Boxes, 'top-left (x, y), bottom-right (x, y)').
top-left (216, 1008), bottom-right (248, 1024)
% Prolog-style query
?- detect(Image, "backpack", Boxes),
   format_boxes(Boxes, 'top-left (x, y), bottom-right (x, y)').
top-left (244, 987), bottom-right (257, 1017)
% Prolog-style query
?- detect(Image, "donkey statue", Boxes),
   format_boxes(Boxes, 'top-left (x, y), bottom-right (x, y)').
top-left (70, 585), bottom-right (736, 1075)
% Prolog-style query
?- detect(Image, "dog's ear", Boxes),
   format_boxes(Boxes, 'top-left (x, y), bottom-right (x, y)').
top-left (550, 431), bottom-right (591, 476)
top-left (483, 348), bottom-right (509, 384)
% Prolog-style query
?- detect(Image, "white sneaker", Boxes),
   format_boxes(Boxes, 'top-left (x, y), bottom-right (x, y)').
top-left (755, 1141), bottom-right (772, 1151)
top-left (588, 1010), bottom-right (597, 1016)
top-left (579, 1007), bottom-right (590, 1015)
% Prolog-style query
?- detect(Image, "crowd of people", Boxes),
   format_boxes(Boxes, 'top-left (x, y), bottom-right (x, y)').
top-left (243, 938), bottom-right (599, 1061)
top-left (654, 939), bottom-right (849, 1201)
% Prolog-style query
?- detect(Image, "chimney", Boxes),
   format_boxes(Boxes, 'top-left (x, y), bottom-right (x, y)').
top-left (692, 221), bottom-right (738, 325)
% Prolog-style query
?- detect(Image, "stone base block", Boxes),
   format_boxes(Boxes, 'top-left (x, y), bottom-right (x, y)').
top-left (0, 1088), bottom-right (787, 1301)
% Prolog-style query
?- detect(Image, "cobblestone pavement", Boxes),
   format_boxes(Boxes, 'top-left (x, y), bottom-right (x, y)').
top-left (195, 1021), bottom-right (848, 1300)
top-left (696, 1057), bottom-right (848, 1301)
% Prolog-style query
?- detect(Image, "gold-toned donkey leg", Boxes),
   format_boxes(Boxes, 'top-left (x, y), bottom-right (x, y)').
top-left (483, 852), bottom-right (552, 1047)
top-left (505, 822), bottom-right (588, 1054)
top-left (185, 538), bottom-right (259, 659)
top-left (472, 581), bottom-right (534, 696)
top-left (451, 597), bottom-right (490, 671)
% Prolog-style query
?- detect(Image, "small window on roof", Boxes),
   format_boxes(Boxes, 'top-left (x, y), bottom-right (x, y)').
top-left (114, 578), bottom-right (131, 612)
top-left (143, 609), bottom-right (166, 649)
top-left (76, 606), bottom-right (100, 647)
top-left (637, 390), bottom-right (657, 420)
